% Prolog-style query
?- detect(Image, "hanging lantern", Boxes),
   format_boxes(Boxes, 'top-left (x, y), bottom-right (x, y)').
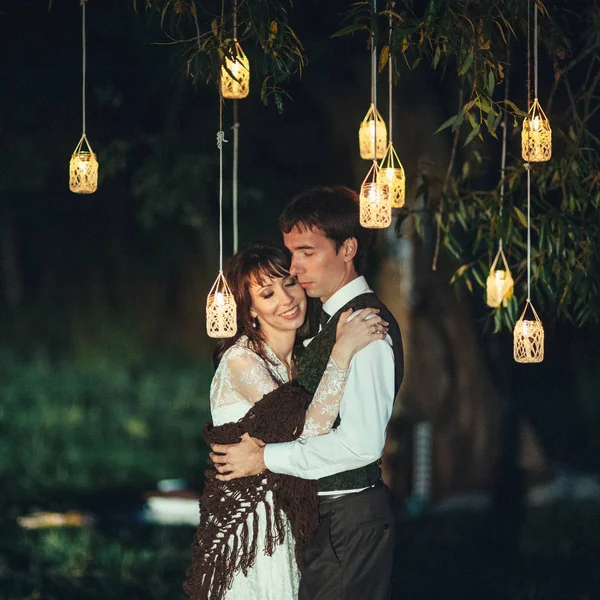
top-left (359, 103), bottom-right (387, 160)
top-left (486, 246), bottom-right (514, 308)
top-left (69, 134), bottom-right (98, 194)
top-left (360, 161), bottom-right (391, 229)
top-left (377, 142), bottom-right (405, 208)
top-left (70, 0), bottom-right (98, 194)
top-left (207, 271), bottom-right (237, 338)
top-left (522, 98), bottom-right (552, 162)
top-left (221, 41), bottom-right (250, 100)
top-left (513, 300), bottom-right (544, 363)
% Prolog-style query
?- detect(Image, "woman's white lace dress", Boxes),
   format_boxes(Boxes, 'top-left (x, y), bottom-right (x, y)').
top-left (209, 335), bottom-right (349, 600)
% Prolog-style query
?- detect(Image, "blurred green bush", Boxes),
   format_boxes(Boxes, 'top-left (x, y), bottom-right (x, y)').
top-left (0, 345), bottom-right (213, 502)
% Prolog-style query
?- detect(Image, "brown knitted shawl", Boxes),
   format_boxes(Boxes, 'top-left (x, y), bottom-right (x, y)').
top-left (183, 382), bottom-right (318, 600)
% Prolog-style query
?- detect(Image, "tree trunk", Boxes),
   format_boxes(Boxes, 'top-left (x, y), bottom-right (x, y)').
top-left (378, 162), bottom-right (505, 502)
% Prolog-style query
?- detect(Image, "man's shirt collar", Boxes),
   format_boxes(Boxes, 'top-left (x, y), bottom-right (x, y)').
top-left (322, 276), bottom-right (372, 320)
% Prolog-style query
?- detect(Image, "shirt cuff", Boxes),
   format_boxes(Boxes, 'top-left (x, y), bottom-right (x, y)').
top-left (264, 440), bottom-right (294, 475)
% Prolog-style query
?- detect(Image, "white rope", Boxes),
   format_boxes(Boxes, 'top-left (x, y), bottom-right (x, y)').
top-left (371, 0), bottom-right (377, 164)
top-left (498, 36), bottom-right (510, 250)
top-left (231, 0), bottom-right (239, 253)
top-left (526, 162), bottom-right (531, 300)
top-left (217, 95), bottom-right (228, 271)
top-left (233, 0), bottom-right (238, 41)
top-left (534, 1), bottom-right (538, 100)
top-left (217, 130), bottom-right (228, 271)
top-left (232, 101), bottom-right (239, 253)
top-left (388, 2), bottom-right (393, 145)
top-left (81, 0), bottom-right (87, 135)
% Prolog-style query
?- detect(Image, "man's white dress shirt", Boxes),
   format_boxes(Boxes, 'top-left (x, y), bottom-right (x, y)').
top-left (263, 276), bottom-right (396, 495)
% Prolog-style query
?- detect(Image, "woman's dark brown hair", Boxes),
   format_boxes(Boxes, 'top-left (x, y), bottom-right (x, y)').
top-left (213, 241), bottom-right (313, 371)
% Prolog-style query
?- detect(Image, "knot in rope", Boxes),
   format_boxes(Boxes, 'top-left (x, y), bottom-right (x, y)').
top-left (217, 130), bottom-right (228, 150)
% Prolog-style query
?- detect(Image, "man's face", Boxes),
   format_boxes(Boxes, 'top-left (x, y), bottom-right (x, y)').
top-left (283, 226), bottom-right (350, 302)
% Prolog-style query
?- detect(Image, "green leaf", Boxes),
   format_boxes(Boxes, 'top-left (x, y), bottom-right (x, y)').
top-left (379, 45), bottom-right (390, 72)
top-left (260, 76), bottom-right (272, 105)
top-left (477, 96), bottom-right (492, 114)
top-left (331, 24), bottom-right (369, 38)
top-left (435, 115), bottom-right (458, 134)
top-left (463, 124), bottom-right (480, 147)
top-left (458, 49), bottom-right (474, 75)
top-left (465, 110), bottom-right (477, 129)
top-left (502, 99), bottom-right (527, 117)
top-left (513, 206), bottom-right (528, 228)
top-left (462, 161), bottom-right (470, 179)
top-left (472, 266), bottom-right (485, 288)
top-left (433, 45), bottom-right (441, 69)
top-left (487, 70), bottom-right (495, 96)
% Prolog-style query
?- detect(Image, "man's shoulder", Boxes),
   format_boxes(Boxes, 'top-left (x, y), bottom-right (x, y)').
top-left (347, 291), bottom-right (394, 317)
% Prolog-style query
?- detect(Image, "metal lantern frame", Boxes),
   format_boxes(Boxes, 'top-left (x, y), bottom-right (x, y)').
top-left (378, 142), bottom-right (406, 208)
top-left (69, 134), bottom-right (98, 194)
top-left (522, 98), bottom-right (552, 162)
top-left (207, 271), bottom-right (237, 339)
top-left (486, 245), bottom-right (514, 308)
top-left (360, 161), bottom-right (391, 229)
top-left (513, 299), bottom-right (544, 363)
top-left (359, 103), bottom-right (387, 160)
top-left (221, 40), bottom-right (250, 100)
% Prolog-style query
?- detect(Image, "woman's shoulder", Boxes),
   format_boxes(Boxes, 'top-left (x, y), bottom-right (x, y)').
top-left (218, 336), bottom-right (264, 369)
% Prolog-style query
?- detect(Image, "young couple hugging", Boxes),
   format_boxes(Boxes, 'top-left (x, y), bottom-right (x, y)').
top-left (184, 185), bottom-right (403, 600)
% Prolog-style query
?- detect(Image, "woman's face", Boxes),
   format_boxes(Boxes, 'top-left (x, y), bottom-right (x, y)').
top-left (249, 273), bottom-right (307, 335)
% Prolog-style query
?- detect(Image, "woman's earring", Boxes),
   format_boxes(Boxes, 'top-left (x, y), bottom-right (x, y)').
top-left (252, 317), bottom-right (259, 329)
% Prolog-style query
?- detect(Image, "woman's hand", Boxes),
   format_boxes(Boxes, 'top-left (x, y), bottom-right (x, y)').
top-left (330, 308), bottom-right (388, 369)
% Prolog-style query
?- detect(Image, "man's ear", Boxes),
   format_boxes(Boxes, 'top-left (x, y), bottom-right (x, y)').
top-left (341, 237), bottom-right (358, 263)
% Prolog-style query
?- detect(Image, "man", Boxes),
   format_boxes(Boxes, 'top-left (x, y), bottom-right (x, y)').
top-left (211, 186), bottom-right (404, 599)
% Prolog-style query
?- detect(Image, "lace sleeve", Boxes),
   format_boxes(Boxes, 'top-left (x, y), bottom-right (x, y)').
top-left (299, 357), bottom-right (350, 439)
top-left (211, 345), bottom-right (279, 413)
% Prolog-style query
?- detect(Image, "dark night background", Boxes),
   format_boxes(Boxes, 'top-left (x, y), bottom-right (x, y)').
top-left (1, 1), bottom-right (600, 599)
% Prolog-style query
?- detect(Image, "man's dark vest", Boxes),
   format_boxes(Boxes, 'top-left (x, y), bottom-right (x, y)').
top-left (297, 292), bottom-right (404, 492)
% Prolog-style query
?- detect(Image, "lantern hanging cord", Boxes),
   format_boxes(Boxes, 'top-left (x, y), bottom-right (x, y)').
top-left (526, 161), bottom-right (531, 301)
top-left (534, 1), bottom-right (538, 100)
top-left (233, 0), bottom-right (237, 40)
top-left (371, 0), bottom-right (377, 158)
top-left (217, 100), bottom-right (228, 272)
top-left (527, 0), bottom-right (531, 108)
top-left (388, 1), bottom-right (393, 145)
top-left (498, 34), bottom-right (510, 250)
top-left (81, 0), bottom-right (88, 136)
top-left (232, 101), bottom-right (239, 253)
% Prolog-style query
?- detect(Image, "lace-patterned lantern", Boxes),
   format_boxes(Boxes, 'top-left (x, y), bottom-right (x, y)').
top-left (486, 246), bottom-right (514, 308)
top-left (522, 98), bottom-right (552, 162)
top-left (359, 103), bottom-right (387, 160)
top-left (69, 134), bottom-right (98, 194)
top-left (513, 300), bottom-right (544, 363)
top-left (377, 142), bottom-right (405, 208)
top-left (70, 0), bottom-right (98, 195)
top-left (360, 161), bottom-right (391, 229)
top-left (221, 41), bottom-right (250, 100)
top-left (207, 271), bottom-right (237, 338)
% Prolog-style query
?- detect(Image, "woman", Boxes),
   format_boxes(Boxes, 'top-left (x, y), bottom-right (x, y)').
top-left (184, 242), bottom-right (388, 600)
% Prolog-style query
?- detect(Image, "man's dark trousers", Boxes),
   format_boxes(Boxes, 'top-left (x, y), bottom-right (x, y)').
top-left (299, 482), bottom-right (395, 600)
